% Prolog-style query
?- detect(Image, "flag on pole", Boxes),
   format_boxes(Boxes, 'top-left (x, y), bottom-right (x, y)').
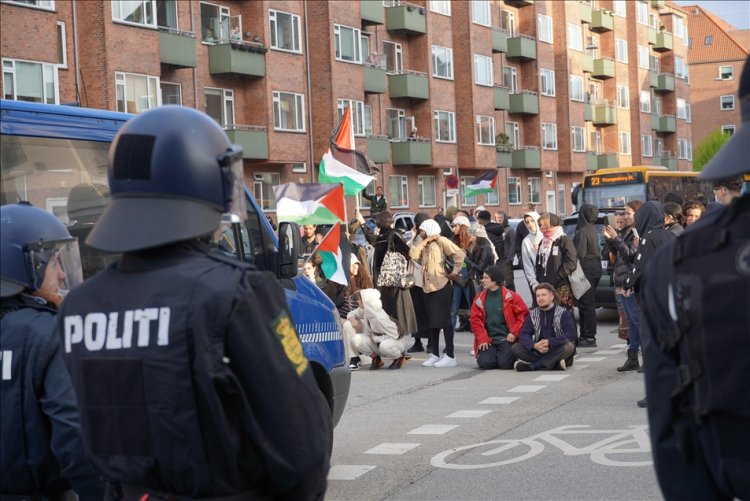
top-left (464, 171), bottom-right (499, 197)
top-left (319, 150), bottom-right (375, 196)
top-left (273, 183), bottom-right (345, 225)
top-left (318, 224), bottom-right (351, 286)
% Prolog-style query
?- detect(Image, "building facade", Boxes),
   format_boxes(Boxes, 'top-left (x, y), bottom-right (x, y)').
top-left (1, 0), bottom-right (692, 219)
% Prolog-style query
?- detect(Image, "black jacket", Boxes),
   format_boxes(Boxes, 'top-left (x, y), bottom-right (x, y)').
top-left (574, 205), bottom-right (603, 280)
top-left (484, 222), bottom-right (515, 263)
top-left (606, 227), bottom-right (639, 288)
top-left (466, 238), bottom-right (494, 282)
top-left (361, 191), bottom-right (387, 215)
top-left (535, 234), bottom-right (577, 289)
top-left (626, 201), bottom-right (675, 293)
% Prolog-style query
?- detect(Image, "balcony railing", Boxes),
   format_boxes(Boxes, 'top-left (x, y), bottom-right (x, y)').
top-left (361, 0), bottom-right (385, 26)
top-left (388, 70), bottom-right (429, 99)
top-left (159, 29), bottom-right (197, 68)
top-left (391, 138), bottom-right (432, 165)
top-left (648, 27), bottom-right (657, 45)
top-left (584, 102), bottom-right (593, 122)
top-left (652, 114), bottom-right (676, 134)
top-left (509, 90), bottom-right (539, 115)
top-left (208, 41), bottom-right (266, 77)
top-left (655, 72), bottom-right (675, 93)
top-left (511, 147), bottom-right (541, 170)
top-left (656, 151), bottom-right (676, 170)
top-left (649, 70), bottom-right (659, 88)
top-left (385, 2), bottom-right (426, 35)
top-left (654, 31), bottom-right (673, 52)
top-left (506, 34), bottom-right (537, 61)
top-left (225, 125), bottom-right (268, 160)
top-left (581, 54), bottom-right (594, 73)
top-left (492, 27), bottom-right (508, 53)
top-left (494, 85), bottom-right (510, 110)
top-left (592, 57), bottom-right (615, 79)
top-left (580, 1), bottom-right (593, 24)
top-left (591, 9), bottom-right (614, 33)
top-left (592, 101), bottom-right (617, 126)
top-left (595, 152), bottom-right (619, 169)
top-left (366, 134), bottom-right (390, 163)
top-left (364, 64), bottom-right (387, 94)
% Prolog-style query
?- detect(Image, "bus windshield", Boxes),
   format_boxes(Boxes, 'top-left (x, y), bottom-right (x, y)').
top-left (583, 184), bottom-right (647, 208)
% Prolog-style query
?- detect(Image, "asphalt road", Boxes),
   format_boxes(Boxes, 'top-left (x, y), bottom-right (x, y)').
top-left (326, 272), bottom-right (661, 501)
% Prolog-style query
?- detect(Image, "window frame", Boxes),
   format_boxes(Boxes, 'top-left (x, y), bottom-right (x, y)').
top-left (429, 0), bottom-right (451, 16)
top-left (292, 162), bottom-right (307, 173)
top-left (388, 175), bottom-right (409, 209)
top-left (1, 0), bottom-right (55, 10)
top-left (272, 90), bottom-right (306, 132)
top-left (160, 81), bottom-right (182, 105)
top-left (475, 115), bottom-right (496, 146)
top-left (637, 45), bottom-right (649, 69)
top-left (636, 1), bottom-right (649, 25)
top-left (337, 98), bottom-right (365, 137)
top-left (720, 95), bottom-right (735, 110)
top-left (640, 90), bottom-right (651, 113)
top-left (473, 54), bottom-right (493, 87)
top-left (116, 71), bottom-right (160, 114)
top-left (418, 175), bottom-right (437, 208)
top-left (619, 131), bottom-right (631, 155)
top-left (528, 177), bottom-right (541, 204)
top-left (471, 0), bottom-right (491, 27)
top-left (56, 21), bottom-right (67, 69)
top-left (614, 0), bottom-right (626, 17)
top-left (434, 110), bottom-right (456, 143)
top-left (641, 134), bottom-right (653, 157)
top-left (112, 0), bottom-right (178, 30)
top-left (570, 75), bottom-right (584, 102)
top-left (718, 65), bottom-right (734, 80)
top-left (571, 126), bottom-right (585, 152)
top-left (538, 14), bottom-right (553, 44)
top-left (334, 24), bottom-right (363, 64)
top-left (567, 23), bottom-right (582, 51)
top-left (431, 45), bottom-right (454, 80)
top-left (253, 172), bottom-right (281, 212)
top-left (617, 85), bottom-right (630, 109)
top-left (721, 125), bottom-right (735, 136)
top-left (542, 122), bottom-right (558, 150)
top-left (460, 176), bottom-right (478, 207)
top-left (540, 68), bottom-right (555, 97)
top-left (204, 86), bottom-right (234, 126)
top-left (2, 58), bottom-right (59, 105)
top-left (615, 38), bottom-right (628, 63)
top-left (508, 176), bottom-right (522, 205)
top-left (269, 9), bottom-right (302, 54)
top-left (382, 40), bottom-right (403, 72)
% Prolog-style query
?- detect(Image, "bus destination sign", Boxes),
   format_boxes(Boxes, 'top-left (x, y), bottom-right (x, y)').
top-left (584, 172), bottom-right (644, 187)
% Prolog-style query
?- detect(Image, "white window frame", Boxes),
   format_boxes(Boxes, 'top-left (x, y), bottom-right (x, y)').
top-left (675, 56), bottom-right (688, 80)
top-left (253, 172), bottom-right (281, 212)
top-left (429, 0), bottom-right (451, 16)
top-left (471, 0), bottom-right (491, 27)
top-left (337, 99), bottom-right (365, 137)
top-left (116, 71), bottom-right (160, 114)
top-left (721, 95), bottom-right (735, 110)
top-left (636, 1), bottom-right (649, 25)
top-left (505, 121), bottom-right (520, 149)
top-left (431, 45), bottom-right (454, 80)
top-left (460, 176), bottom-right (478, 207)
top-left (434, 110), bottom-right (456, 143)
top-left (389, 175), bottom-right (409, 209)
top-left (113, 0), bottom-right (179, 29)
top-left (637, 45), bottom-right (649, 69)
top-left (474, 54), bottom-right (493, 87)
top-left (382, 40), bottom-right (403, 72)
top-left (567, 23), bottom-right (582, 51)
top-left (615, 38), bottom-right (628, 63)
top-left (571, 126), bottom-right (585, 152)
top-left (2, 58), bottom-right (60, 105)
top-left (273, 90), bottom-right (305, 132)
top-left (503, 65), bottom-right (517, 93)
top-left (676, 98), bottom-right (688, 120)
top-left (528, 177), bottom-right (541, 204)
top-left (160, 81), bottom-right (182, 105)
top-left (204, 87), bottom-right (234, 126)
top-left (501, 9), bottom-right (516, 37)
top-left (540, 68), bottom-right (555, 97)
top-left (619, 132), bottom-right (631, 155)
top-left (538, 14), bottom-right (553, 44)
top-left (614, 0), bottom-right (626, 17)
top-left (570, 75), bottom-right (584, 102)
top-left (476, 115), bottom-right (496, 145)
top-left (617, 86), bottom-right (630, 109)
top-left (640, 90), bottom-right (651, 113)
top-left (56, 21), bottom-right (67, 69)
top-left (542, 123), bottom-right (558, 150)
top-left (641, 134), bottom-right (653, 157)
top-left (678, 138), bottom-right (690, 160)
top-left (721, 125), bottom-right (735, 136)
top-left (2, 0), bottom-right (55, 10)
top-left (418, 175), bottom-right (437, 208)
top-left (486, 184), bottom-right (499, 206)
top-left (199, 3), bottom-right (232, 43)
top-left (269, 9), bottom-right (302, 54)
top-left (673, 14), bottom-right (689, 46)
top-left (292, 162), bottom-right (307, 173)
top-left (334, 24), bottom-right (362, 64)
top-left (508, 177), bottom-right (522, 205)
top-left (718, 65), bottom-right (734, 80)
top-left (364, 104), bottom-right (373, 135)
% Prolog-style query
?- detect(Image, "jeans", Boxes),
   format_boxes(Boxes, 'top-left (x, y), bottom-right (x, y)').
top-left (621, 293), bottom-right (641, 350)
top-left (451, 269), bottom-right (471, 332)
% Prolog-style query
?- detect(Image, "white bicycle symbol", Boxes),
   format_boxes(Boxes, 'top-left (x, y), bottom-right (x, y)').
top-left (431, 425), bottom-right (652, 470)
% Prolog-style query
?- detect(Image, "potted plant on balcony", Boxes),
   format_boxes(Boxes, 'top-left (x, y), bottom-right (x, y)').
top-left (495, 132), bottom-right (512, 152)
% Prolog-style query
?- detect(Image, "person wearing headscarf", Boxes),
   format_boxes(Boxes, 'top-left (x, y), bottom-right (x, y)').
top-left (520, 211), bottom-right (543, 305)
top-left (663, 202), bottom-right (685, 237)
top-left (466, 224), bottom-right (496, 288)
top-left (535, 213), bottom-right (577, 313)
top-left (574, 204), bottom-right (603, 347)
top-left (405, 212), bottom-right (432, 353)
top-left (346, 289), bottom-right (407, 370)
top-left (409, 219), bottom-right (465, 367)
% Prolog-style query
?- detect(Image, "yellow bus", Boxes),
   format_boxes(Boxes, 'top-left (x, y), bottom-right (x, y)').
top-left (572, 166), bottom-right (715, 210)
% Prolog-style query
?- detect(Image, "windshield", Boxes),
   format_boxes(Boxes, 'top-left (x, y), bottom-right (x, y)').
top-left (583, 184), bottom-right (646, 209)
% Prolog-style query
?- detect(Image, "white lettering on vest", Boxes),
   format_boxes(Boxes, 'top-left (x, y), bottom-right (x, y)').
top-left (1, 350), bottom-right (12, 381)
top-left (64, 315), bottom-right (84, 353)
top-left (157, 307), bottom-right (170, 346)
top-left (122, 310), bottom-right (134, 348)
top-left (84, 313), bottom-right (107, 351)
top-left (105, 312), bottom-right (121, 350)
top-left (135, 308), bottom-right (158, 347)
top-left (63, 307), bottom-right (171, 352)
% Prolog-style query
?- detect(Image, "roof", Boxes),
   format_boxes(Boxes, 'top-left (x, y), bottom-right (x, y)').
top-left (682, 4), bottom-right (750, 64)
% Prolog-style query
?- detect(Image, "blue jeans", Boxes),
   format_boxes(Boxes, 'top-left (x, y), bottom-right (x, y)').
top-left (621, 293), bottom-right (641, 350)
top-left (451, 269), bottom-right (471, 331)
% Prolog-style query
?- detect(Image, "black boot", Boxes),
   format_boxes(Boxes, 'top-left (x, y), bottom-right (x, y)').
top-left (637, 397), bottom-right (647, 408)
top-left (578, 337), bottom-right (597, 348)
top-left (616, 349), bottom-right (640, 372)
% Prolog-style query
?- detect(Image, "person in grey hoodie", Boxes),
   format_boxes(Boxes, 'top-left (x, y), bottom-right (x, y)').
top-left (574, 205), bottom-right (603, 347)
top-left (520, 211), bottom-right (543, 305)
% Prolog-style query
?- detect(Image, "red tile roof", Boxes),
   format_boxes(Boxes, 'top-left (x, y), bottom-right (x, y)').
top-left (681, 4), bottom-right (750, 63)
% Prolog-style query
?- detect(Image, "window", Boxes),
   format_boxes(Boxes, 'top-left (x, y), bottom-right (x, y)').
top-left (382, 41), bottom-right (403, 72)
top-left (205, 87), bottom-right (234, 126)
top-left (471, 0), bottom-right (490, 26)
top-left (615, 39), bottom-right (628, 63)
top-left (160, 82), bottom-right (181, 105)
top-left (567, 23), bottom-right (582, 51)
top-left (292, 162), bottom-right (307, 173)
top-left (364, 105), bottom-right (373, 135)
top-left (386, 108), bottom-right (406, 139)
top-left (675, 57), bottom-right (688, 80)
top-left (116, 72), bottom-right (159, 113)
top-left (721, 95), bottom-right (735, 110)
top-left (337, 99), bottom-right (365, 136)
top-left (721, 125), bottom-right (735, 136)
top-left (558, 183), bottom-right (566, 215)
top-left (2, 59), bottom-right (58, 104)
top-left (56, 22), bottom-right (67, 69)
top-left (418, 176), bottom-right (436, 207)
top-left (650, 54), bottom-right (660, 73)
top-left (636, 1), bottom-right (648, 24)
top-left (619, 132), bottom-right (631, 155)
top-left (538, 14), bottom-right (553, 44)
top-left (431, 45), bottom-right (454, 80)
top-left (570, 75), bottom-right (584, 102)
top-left (528, 177), bottom-right (541, 204)
top-left (474, 55), bottom-right (493, 86)
top-left (617, 86), bottom-right (629, 109)
top-left (676, 98), bottom-right (688, 120)
top-left (430, 0), bottom-right (450, 16)
top-left (334, 24), bottom-right (362, 64)
top-left (542, 123), bottom-right (557, 150)
top-left (678, 139), bottom-right (692, 160)
top-left (540, 68), bottom-right (555, 97)
top-left (200, 3), bottom-right (234, 42)
top-left (112, 1), bottom-right (156, 27)
top-left (704, 35), bottom-right (713, 45)
top-left (2, 0), bottom-right (54, 9)
top-left (637, 45), bottom-right (649, 69)
top-left (508, 177), bottom-right (521, 205)
top-left (460, 176), bottom-right (477, 206)
top-left (505, 121), bottom-right (520, 149)
top-left (253, 173), bottom-right (281, 211)
top-left (273, 91), bottom-right (305, 131)
top-left (476, 115), bottom-right (495, 145)
top-left (388, 175), bottom-right (408, 208)
top-left (653, 94), bottom-right (662, 115)
top-left (641, 134), bottom-right (653, 157)
top-left (719, 65), bottom-right (734, 80)
top-left (614, 0), bottom-right (626, 17)
top-left (269, 9), bottom-right (301, 53)
top-left (503, 65), bottom-right (517, 93)
top-left (501, 9), bottom-right (515, 37)
top-left (434, 110), bottom-right (456, 143)
top-left (486, 183), bottom-right (499, 205)
top-left (640, 90), bottom-right (651, 113)
top-left (571, 126), bottom-right (585, 152)
top-left (674, 15), bottom-right (688, 45)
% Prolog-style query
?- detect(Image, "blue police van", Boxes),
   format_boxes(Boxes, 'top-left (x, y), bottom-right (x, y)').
top-left (0, 100), bottom-right (350, 427)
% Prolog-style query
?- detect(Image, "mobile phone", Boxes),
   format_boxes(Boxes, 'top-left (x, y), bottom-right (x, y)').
top-left (607, 214), bottom-right (617, 228)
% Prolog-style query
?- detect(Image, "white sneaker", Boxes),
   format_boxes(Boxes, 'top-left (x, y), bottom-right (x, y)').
top-left (422, 354), bottom-right (441, 367)
top-left (434, 355), bottom-right (458, 367)
top-left (557, 359), bottom-right (567, 371)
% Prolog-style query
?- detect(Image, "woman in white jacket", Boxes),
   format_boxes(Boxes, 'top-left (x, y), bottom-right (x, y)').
top-left (520, 211), bottom-right (543, 305)
top-left (346, 288), bottom-right (407, 370)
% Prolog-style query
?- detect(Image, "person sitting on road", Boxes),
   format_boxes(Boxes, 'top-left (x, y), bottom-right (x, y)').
top-left (512, 283), bottom-right (577, 372)
top-left (470, 266), bottom-right (529, 370)
top-left (345, 288), bottom-right (407, 370)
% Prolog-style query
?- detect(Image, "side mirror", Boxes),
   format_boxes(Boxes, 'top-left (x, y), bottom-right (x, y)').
top-left (277, 221), bottom-right (301, 279)
top-left (571, 184), bottom-right (582, 210)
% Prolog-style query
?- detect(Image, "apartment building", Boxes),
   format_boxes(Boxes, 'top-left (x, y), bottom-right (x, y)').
top-left (0, 0), bottom-right (692, 218)
top-left (682, 4), bottom-right (749, 146)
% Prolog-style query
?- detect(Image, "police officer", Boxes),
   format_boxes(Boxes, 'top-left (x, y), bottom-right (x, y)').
top-left (640, 56), bottom-right (750, 500)
top-left (58, 106), bottom-right (331, 500)
top-left (1, 203), bottom-right (104, 500)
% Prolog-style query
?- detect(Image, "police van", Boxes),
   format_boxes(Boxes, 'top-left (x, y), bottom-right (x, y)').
top-left (0, 100), bottom-right (350, 428)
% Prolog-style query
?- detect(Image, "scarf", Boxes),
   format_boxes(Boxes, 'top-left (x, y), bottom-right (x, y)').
top-left (539, 226), bottom-right (565, 270)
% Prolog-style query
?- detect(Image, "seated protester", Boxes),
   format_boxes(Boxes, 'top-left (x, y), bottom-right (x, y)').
top-left (345, 289), bottom-right (407, 370)
top-left (511, 283), bottom-right (577, 372)
top-left (470, 266), bottom-right (529, 370)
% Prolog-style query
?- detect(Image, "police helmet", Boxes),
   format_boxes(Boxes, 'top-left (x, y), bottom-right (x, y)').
top-left (700, 56), bottom-right (750, 181)
top-left (0, 203), bottom-right (83, 299)
top-left (86, 106), bottom-right (246, 253)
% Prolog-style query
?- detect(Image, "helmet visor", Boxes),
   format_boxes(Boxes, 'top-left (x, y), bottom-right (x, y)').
top-left (27, 238), bottom-right (83, 301)
top-left (219, 146), bottom-right (247, 224)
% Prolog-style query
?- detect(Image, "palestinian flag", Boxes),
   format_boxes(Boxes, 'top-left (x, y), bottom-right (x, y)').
top-left (273, 183), bottom-right (345, 225)
top-left (319, 150), bottom-right (375, 196)
top-left (318, 224), bottom-right (351, 286)
top-left (464, 170), bottom-right (499, 197)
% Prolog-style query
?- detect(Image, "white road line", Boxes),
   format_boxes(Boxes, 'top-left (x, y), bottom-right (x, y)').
top-left (534, 374), bottom-right (569, 382)
top-left (572, 364), bottom-right (590, 370)
top-left (480, 396), bottom-right (520, 404)
top-left (594, 349), bottom-right (623, 355)
top-left (576, 357), bottom-right (607, 362)
top-left (328, 465), bottom-right (376, 480)
top-left (508, 385), bottom-right (546, 393)
top-left (610, 343), bottom-right (628, 349)
top-left (364, 443), bottom-right (420, 455)
top-left (446, 410), bottom-right (493, 418)
top-left (407, 424), bottom-right (459, 435)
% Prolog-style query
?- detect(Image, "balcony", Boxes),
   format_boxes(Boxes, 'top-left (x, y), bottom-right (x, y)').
top-left (388, 70), bottom-right (429, 99)
top-left (361, 0), bottom-right (384, 26)
top-left (657, 152), bottom-right (677, 170)
top-left (652, 114), bottom-right (676, 134)
top-left (366, 135), bottom-right (390, 163)
top-left (654, 31), bottom-right (673, 52)
top-left (208, 42), bottom-right (266, 77)
top-left (581, 54), bottom-right (593, 73)
top-left (225, 126), bottom-right (268, 160)
top-left (391, 139), bottom-right (432, 166)
top-left (595, 153), bottom-right (619, 169)
top-left (592, 103), bottom-right (617, 126)
top-left (364, 65), bottom-right (387, 94)
top-left (649, 70), bottom-right (659, 88)
top-left (511, 147), bottom-right (541, 170)
top-left (159, 29), bottom-right (197, 68)
top-left (492, 28), bottom-right (508, 53)
top-left (652, 0), bottom-right (666, 8)
top-left (506, 34), bottom-right (537, 61)
top-left (385, 3), bottom-right (426, 36)
top-left (509, 90), bottom-right (539, 115)
top-left (496, 146), bottom-right (512, 168)
top-left (584, 102), bottom-right (593, 121)
top-left (505, 0), bottom-right (534, 7)
top-left (592, 57), bottom-right (615, 79)
top-left (648, 27), bottom-right (657, 45)
top-left (590, 9), bottom-right (614, 33)
top-left (494, 86), bottom-right (510, 110)
top-left (655, 73), bottom-right (675, 93)
top-left (585, 152), bottom-right (598, 171)
top-left (580, 2), bottom-right (593, 24)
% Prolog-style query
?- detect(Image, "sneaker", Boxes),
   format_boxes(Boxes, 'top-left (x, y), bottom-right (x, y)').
top-left (557, 358), bottom-right (567, 371)
top-left (469, 349), bottom-right (476, 357)
top-left (578, 337), bottom-right (598, 348)
top-left (422, 354), bottom-right (440, 367)
top-left (348, 357), bottom-right (360, 371)
top-left (388, 356), bottom-right (407, 370)
top-left (369, 355), bottom-right (384, 370)
top-left (407, 343), bottom-right (424, 353)
top-left (514, 360), bottom-right (532, 372)
top-left (434, 355), bottom-right (458, 368)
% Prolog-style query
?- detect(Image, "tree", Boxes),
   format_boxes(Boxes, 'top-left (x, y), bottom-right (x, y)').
top-left (692, 128), bottom-right (731, 172)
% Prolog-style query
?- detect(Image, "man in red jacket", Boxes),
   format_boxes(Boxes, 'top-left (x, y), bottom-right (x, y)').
top-left (470, 266), bottom-right (529, 369)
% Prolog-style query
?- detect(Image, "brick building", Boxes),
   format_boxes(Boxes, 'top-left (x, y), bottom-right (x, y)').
top-left (681, 3), bottom-right (749, 146)
top-left (1, 0), bottom-right (692, 219)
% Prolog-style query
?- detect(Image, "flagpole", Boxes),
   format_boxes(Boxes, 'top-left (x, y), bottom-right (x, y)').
top-left (456, 166), bottom-right (461, 211)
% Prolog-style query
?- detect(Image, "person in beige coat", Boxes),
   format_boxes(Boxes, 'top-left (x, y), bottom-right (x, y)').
top-left (346, 288), bottom-right (407, 370)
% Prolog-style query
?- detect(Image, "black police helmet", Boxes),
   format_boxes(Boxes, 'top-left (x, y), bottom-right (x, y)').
top-left (86, 106), bottom-right (244, 253)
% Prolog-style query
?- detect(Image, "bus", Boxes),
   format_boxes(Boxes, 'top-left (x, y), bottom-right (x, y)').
top-left (0, 100), bottom-right (350, 428)
top-left (572, 166), bottom-right (714, 210)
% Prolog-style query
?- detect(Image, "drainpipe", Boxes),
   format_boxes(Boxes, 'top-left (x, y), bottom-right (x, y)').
top-left (303, 0), bottom-right (315, 182)
top-left (190, 1), bottom-right (198, 109)
top-left (71, 0), bottom-right (81, 105)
